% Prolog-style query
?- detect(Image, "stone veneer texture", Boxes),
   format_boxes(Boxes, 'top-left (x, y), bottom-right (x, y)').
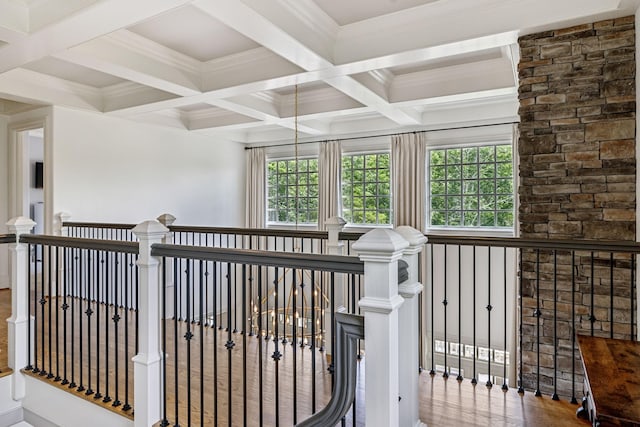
top-left (518, 16), bottom-right (636, 398)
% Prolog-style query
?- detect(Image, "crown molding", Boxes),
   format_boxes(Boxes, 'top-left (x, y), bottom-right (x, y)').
top-left (106, 29), bottom-right (202, 76)
top-left (278, 0), bottom-right (338, 46)
top-left (201, 47), bottom-right (282, 73)
top-left (101, 81), bottom-right (149, 98)
top-left (368, 69), bottom-right (394, 88)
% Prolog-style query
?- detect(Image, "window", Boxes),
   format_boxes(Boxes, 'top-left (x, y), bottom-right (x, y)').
top-left (428, 144), bottom-right (513, 229)
top-left (341, 152), bottom-right (391, 225)
top-left (267, 158), bottom-right (318, 224)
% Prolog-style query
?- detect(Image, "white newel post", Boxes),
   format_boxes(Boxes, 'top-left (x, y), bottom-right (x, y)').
top-left (156, 213), bottom-right (176, 319)
top-left (55, 212), bottom-right (71, 236)
top-left (324, 216), bottom-right (346, 360)
top-left (353, 229), bottom-right (409, 427)
top-left (325, 216), bottom-right (346, 256)
top-left (395, 226), bottom-right (427, 427)
top-left (132, 220), bottom-right (168, 427)
top-left (6, 216), bottom-right (36, 401)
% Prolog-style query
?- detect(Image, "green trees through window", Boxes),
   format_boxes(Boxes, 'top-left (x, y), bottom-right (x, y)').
top-left (266, 143), bottom-right (514, 231)
top-left (429, 144), bottom-right (513, 228)
top-left (341, 153), bottom-right (391, 225)
top-left (267, 158), bottom-right (319, 224)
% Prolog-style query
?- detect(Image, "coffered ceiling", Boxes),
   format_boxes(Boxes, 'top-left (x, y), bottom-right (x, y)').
top-left (0, 0), bottom-right (638, 144)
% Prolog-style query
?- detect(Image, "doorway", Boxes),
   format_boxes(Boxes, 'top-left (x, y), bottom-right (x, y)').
top-left (8, 120), bottom-right (50, 234)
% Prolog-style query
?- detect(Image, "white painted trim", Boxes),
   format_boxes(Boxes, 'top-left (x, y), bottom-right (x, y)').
top-left (0, 376), bottom-right (23, 426)
top-left (7, 109), bottom-right (53, 234)
top-left (22, 375), bottom-right (133, 427)
top-left (107, 29), bottom-right (202, 75)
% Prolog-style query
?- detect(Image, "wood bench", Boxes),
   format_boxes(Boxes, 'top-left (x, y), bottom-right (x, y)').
top-left (577, 334), bottom-right (640, 427)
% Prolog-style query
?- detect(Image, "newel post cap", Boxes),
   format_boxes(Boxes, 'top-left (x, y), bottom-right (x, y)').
top-left (156, 213), bottom-right (176, 227)
top-left (132, 220), bottom-right (169, 239)
top-left (352, 228), bottom-right (409, 261)
top-left (325, 216), bottom-right (347, 228)
top-left (395, 226), bottom-right (427, 248)
top-left (56, 212), bottom-right (71, 222)
top-left (6, 216), bottom-right (36, 236)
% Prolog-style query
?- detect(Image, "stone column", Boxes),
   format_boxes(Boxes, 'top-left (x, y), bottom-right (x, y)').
top-left (353, 229), bottom-right (408, 427)
top-left (395, 226), bottom-right (427, 427)
top-left (6, 217), bottom-right (36, 400)
top-left (132, 220), bottom-right (168, 427)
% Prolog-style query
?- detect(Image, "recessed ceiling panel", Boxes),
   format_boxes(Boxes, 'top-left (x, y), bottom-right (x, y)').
top-left (177, 103), bottom-right (217, 113)
top-left (314, 0), bottom-right (440, 25)
top-left (128, 5), bottom-right (259, 61)
top-left (23, 57), bottom-right (125, 87)
top-left (271, 81), bottom-right (331, 96)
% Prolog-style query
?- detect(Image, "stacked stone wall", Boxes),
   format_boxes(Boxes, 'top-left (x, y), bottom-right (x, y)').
top-left (518, 16), bottom-right (636, 398)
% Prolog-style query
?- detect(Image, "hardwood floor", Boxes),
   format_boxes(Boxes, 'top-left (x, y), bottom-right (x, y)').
top-left (0, 288), bottom-right (11, 377)
top-left (1, 290), bottom-right (588, 426)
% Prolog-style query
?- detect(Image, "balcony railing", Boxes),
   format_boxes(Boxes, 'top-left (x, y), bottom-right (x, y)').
top-left (4, 216), bottom-right (423, 427)
top-left (4, 214), bottom-right (637, 425)
top-left (424, 234), bottom-right (638, 402)
top-left (61, 214), bottom-right (640, 403)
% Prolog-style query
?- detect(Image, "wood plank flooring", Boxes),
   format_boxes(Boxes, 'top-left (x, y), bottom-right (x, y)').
top-left (0, 288), bottom-right (11, 377)
top-left (1, 290), bottom-right (589, 426)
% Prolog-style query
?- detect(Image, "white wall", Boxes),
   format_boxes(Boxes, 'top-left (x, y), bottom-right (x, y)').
top-left (0, 115), bottom-right (9, 288)
top-left (52, 107), bottom-right (245, 226)
top-left (28, 131), bottom-right (44, 234)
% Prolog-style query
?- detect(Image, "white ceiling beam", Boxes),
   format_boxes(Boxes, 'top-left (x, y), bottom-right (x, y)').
top-left (389, 57), bottom-right (515, 104)
top-left (192, 0), bottom-right (334, 70)
top-left (133, 110), bottom-right (188, 130)
top-left (325, 75), bottom-right (421, 125)
top-left (222, 93), bottom-right (280, 119)
top-left (28, 0), bottom-right (101, 33)
top-left (54, 30), bottom-right (201, 97)
top-left (335, 0), bottom-right (622, 64)
top-left (102, 82), bottom-right (178, 112)
top-left (203, 97), bottom-right (325, 135)
top-left (0, 0), bottom-right (194, 74)
top-left (334, 32), bottom-right (519, 76)
top-left (0, 1), bottom-right (28, 43)
top-left (187, 110), bottom-right (259, 130)
top-left (192, 0), bottom-right (420, 126)
top-left (505, 44), bottom-right (520, 89)
top-left (0, 68), bottom-right (102, 111)
top-left (201, 48), bottom-right (304, 93)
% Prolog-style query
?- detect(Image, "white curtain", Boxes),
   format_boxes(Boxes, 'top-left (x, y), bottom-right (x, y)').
top-left (318, 140), bottom-right (342, 230)
top-left (391, 132), bottom-right (426, 231)
top-left (245, 147), bottom-right (266, 228)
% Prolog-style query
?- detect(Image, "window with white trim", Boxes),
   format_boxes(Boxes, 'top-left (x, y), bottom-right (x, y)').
top-left (267, 158), bottom-right (319, 224)
top-left (341, 152), bottom-right (392, 226)
top-left (428, 144), bottom-right (514, 229)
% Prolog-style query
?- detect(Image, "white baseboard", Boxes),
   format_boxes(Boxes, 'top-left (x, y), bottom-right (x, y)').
top-left (22, 376), bottom-right (133, 427)
top-left (0, 376), bottom-right (23, 427)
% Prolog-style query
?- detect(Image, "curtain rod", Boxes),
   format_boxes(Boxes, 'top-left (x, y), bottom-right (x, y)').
top-left (244, 121), bottom-right (518, 150)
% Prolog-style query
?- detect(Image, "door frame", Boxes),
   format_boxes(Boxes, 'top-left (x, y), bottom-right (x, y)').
top-left (8, 113), bottom-right (53, 234)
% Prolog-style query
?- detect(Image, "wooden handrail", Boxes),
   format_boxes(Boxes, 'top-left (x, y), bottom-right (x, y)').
top-left (0, 234), bottom-right (16, 244)
top-left (151, 243), bottom-right (364, 274)
top-left (425, 234), bottom-right (640, 253)
top-left (20, 234), bottom-right (139, 254)
top-left (63, 221), bottom-right (136, 230)
top-left (63, 221), bottom-right (367, 241)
